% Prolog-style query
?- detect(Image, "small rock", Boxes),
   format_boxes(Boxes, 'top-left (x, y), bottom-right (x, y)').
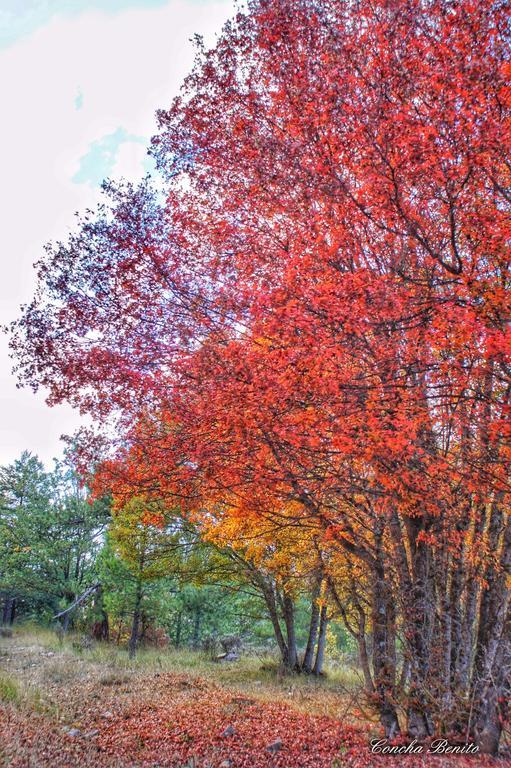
top-left (64, 727), bottom-right (82, 738)
top-left (84, 729), bottom-right (99, 738)
top-left (267, 739), bottom-right (283, 753)
top-left (220, 725), bottom-right (236, 738)
top-left (102, 711), bottom-right (113, 719)
top-left (219, 761), bottom-right (232, 768)
top-left (215, 651), bottom-right (240, 663)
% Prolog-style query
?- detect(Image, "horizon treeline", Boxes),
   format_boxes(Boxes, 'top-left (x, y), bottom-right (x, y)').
top-left (0, 451), bottom-right (351, 669)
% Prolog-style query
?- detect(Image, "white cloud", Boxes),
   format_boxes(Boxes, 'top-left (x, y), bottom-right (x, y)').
top-left (0, 0), bottom-right (234, 468)
top-left (112, 139), bottom-right (150, 179)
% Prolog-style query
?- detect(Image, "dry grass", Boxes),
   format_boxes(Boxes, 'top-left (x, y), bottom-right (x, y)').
top-left (0, 624), bottom-right (362, 722)
top-left (83, 642), bottom-right (361, 714)
top-left (0, 672), bottom-right (19, 704)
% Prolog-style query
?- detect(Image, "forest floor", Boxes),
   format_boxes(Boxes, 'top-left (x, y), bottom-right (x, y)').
top-left (0, 629), bottom-right (507, 768)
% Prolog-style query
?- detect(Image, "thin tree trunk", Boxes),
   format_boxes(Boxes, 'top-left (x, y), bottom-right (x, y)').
top-left (1, 597), bottom-right (16, 626)
top-left (456, 573), bottom-right (479, 692)
top-left (357, 629), bottom-right (374, 692)
top-left (259, 580), bottom-right (289, 666)
top-left (371, 537), bottom-right (401, 739)
top-left (175, 611), bottom-right (182, 648)
top-left (128, 579), bottom-right (143, 660)
top-left (63, 611), bottom-right (71, 633)
top-left (192, 607), bottom-right (201, 648)
top-left (405, 532), bottom-right (434, 739)
top-left (454, 504), bottom-right (485, 695)
top-left (303, 579), bottom-right (322, 673)
top-left (95, 610), bottom-right (109, 641)
top-left (386, 589), bottom-right (397, 694)
top-left (399, 657), bottom-right (410, 693)
top-left (282, 592), bottom-right (298, 670)
top-left (433, 549), bottom-right (453, 720)
top-left (313, 603), bottom-right (328, 676)
top-left (328, 576), bottom-right (374, 692)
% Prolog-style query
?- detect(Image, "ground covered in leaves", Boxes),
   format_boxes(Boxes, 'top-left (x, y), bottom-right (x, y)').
top-left (0, 633), bottom-right (506, 767)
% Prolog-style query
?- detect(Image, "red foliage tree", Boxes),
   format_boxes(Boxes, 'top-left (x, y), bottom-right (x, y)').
top-left (10, 0), bottom-right (511, 752)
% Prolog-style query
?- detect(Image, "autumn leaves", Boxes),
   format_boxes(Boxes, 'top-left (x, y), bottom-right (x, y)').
top-left (10, 0), bottom-right (511, 753)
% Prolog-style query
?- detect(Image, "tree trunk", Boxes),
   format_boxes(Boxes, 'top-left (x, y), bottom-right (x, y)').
top-left (455, 572), bottom-right (479, 693)
top-left (371, 545), bottom-right (401, 739)
top-left (328, 576), bottom-right (374, 693)
top-left (192, 606), bottom-right (201, 648)
top-left (433, 549), bottom-right (453, 720)
top-left (175, 611), bottom-right (182, 648)
top-left (471, 509), bottom-right (511, 754)
top-left (116, 617), bottom-right (123, 645)
top-left (399, 657), bottom-right (410, 693)
top-left (92, 610), bottom-right (109, 641)
top-left (1, 597), bottom-right (16, 626)
top-left (259, 579), bottom-right (289, 666)
top-left (63, 610), bottom-right (71, 633)
top-left (282, 592), bottom-right (299, 670)
top-left (139, 611), bottom-right (149, 643)
top-left (92, 587), bottom-right (109, 641)
top-left (100, 611), bottom-right (109, 641)
top-left (405, 534), bottom-right (434, 739)
top-left (453, 504), bottom-right (485, 696)
top-left (313, 603), bottom-right (328, 675)
top-left (128, 580), bottom-right (143, 660)
top-left (303, 580), bottom-right (321, 673)
top-left (357, 630), bottom-right (375, 693)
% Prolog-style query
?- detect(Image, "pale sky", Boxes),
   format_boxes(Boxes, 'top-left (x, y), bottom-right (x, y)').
top-left (0, 0), bottom-right (234, 468)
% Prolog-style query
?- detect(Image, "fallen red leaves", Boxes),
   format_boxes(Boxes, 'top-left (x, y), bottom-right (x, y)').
top-left (0, 672), bottom-right (505, 767)
top-left (92, 675), bottom-right (505, 767)
top-left (96, 688), bottom-right (352, 767)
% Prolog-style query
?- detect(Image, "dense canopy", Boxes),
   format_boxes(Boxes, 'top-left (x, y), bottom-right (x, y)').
top-left (10, 0), bottom-right (511, 753)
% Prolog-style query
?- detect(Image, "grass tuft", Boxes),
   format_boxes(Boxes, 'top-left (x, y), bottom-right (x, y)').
top-left (0, 673), bottom-right (20, 704)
